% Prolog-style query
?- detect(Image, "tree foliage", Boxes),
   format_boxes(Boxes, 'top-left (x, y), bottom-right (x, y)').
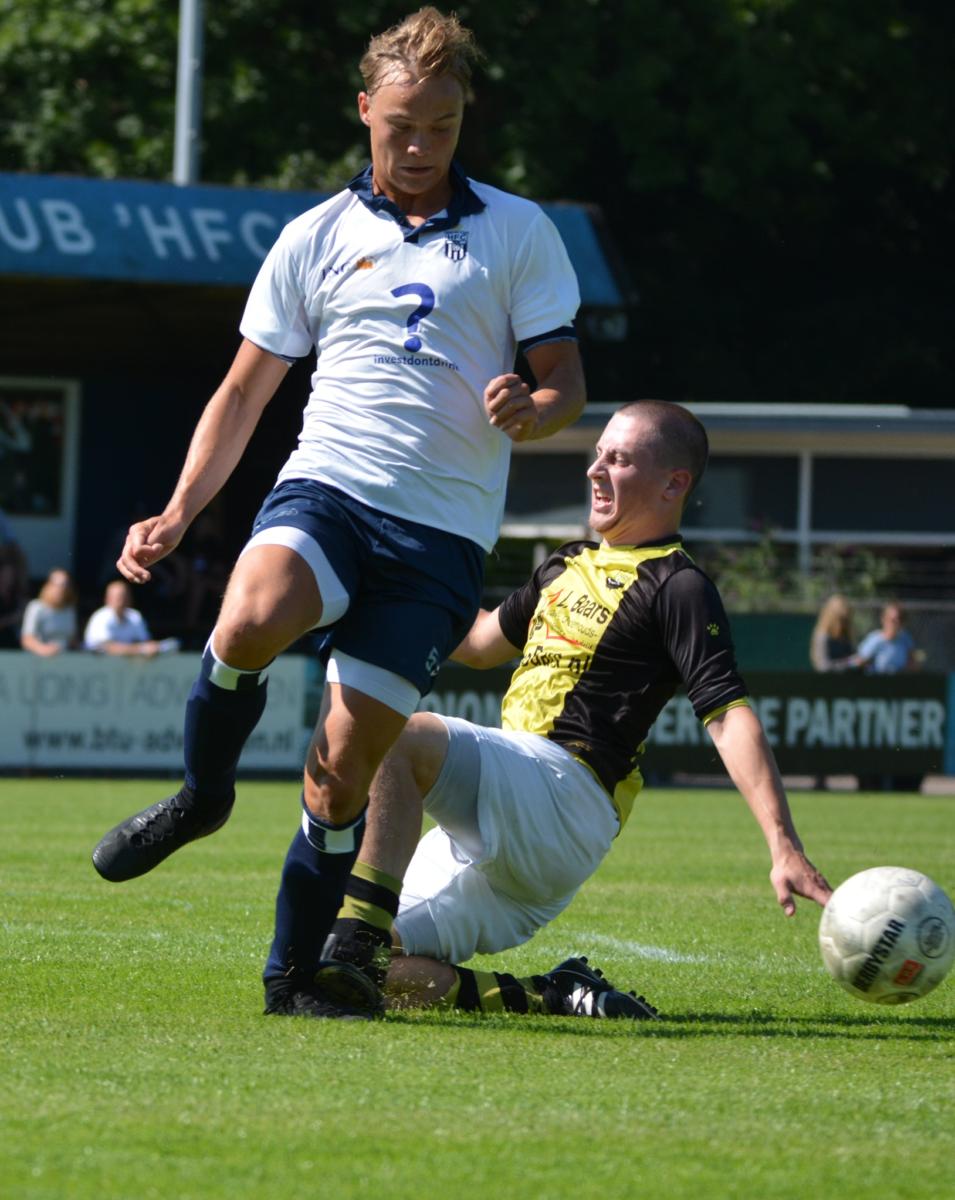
top-left (1, 0), bottom-right (951, 402)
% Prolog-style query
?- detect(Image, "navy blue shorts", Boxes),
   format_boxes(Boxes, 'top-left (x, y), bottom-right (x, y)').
top-left (249, 479), bottom-right (484, 696)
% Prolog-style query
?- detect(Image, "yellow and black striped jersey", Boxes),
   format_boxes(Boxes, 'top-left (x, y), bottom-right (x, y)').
top-left (497, 537), bottom-right (749, 825)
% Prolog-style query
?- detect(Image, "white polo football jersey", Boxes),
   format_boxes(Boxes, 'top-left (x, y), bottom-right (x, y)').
top-left (240, 165), bottom-right (580, 551)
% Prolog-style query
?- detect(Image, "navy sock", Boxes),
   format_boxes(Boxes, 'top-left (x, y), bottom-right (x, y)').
top-left (182, 641), bottom-right (269, 802)
top-left (263, 798), bottom-right (367, 984)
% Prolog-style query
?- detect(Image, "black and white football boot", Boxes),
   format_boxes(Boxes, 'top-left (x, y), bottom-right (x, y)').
top-left (538, 956), bottom-right (660, 1020)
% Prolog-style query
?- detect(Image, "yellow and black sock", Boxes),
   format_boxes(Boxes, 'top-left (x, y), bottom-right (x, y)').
top-left (321, 861), bottom-right (402, 987)
top-left (441, 967), bottom-right (554, 1015)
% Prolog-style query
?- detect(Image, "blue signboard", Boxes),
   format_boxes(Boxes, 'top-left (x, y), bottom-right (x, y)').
top-left (0, 173), bottom-right (623, 307)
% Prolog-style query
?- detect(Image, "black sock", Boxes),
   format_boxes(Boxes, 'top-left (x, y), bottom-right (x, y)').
top-left (182, 640), bottom-right (268, 803)
top-left (321, 861), bottom-right (402, 987)
top-left (445, 967), bottom-right (548, 1014)
top-left (262, 798), bottom-right (367, 984)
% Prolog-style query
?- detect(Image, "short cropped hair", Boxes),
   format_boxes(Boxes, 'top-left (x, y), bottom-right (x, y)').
top-left (617, 400), bottom-right (710, 494)
top-left (359, 6), bottom-right (483, 97)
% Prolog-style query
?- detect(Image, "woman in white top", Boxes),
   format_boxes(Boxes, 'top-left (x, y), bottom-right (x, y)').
top-left (20, 568), bottom-right (79, 656)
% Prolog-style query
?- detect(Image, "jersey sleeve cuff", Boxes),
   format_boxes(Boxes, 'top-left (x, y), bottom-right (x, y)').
top-left (701, 697), bottom-right (751, 725)
top-left (239, 328), bottom-right (310, 363)
top-left (518, 324), bottom-right (578, 355)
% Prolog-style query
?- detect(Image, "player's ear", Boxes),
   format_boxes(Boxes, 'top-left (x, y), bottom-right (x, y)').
top-left (358, 92), bottom-right (372, 126)
top-left (664, 468), bottom-right (693, 503)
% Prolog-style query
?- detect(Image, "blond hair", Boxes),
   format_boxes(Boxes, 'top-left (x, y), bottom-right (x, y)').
top-left (809, 593), bottom-right (853, 668)
top-left (813, 593), bottom-right (854, 642)
top-left (360, 7), bottom-right (483, 97)
top-left (39, 568), bottom-right (76, 609)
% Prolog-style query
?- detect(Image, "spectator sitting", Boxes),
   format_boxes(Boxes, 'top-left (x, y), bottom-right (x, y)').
top-left (809, 593), bottom-right (855, 672)
top-left (850, 602), bottom-right (918, 674)
top-left (20, 567), bottom-right (79, 656)
top-left (84, 579), bottom-right (179, 658)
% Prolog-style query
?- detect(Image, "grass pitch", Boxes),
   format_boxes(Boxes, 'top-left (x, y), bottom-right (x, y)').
top-left (3, 779), bottom-right (954, 1200)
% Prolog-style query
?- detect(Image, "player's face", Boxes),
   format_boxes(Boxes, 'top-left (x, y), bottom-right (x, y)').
top-left (358, 72), bottom-right (464, 212)
top-left (587, 413), bottom-right (686, 544)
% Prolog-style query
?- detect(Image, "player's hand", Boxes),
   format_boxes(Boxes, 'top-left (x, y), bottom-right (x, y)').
top-left (117, 515), bottom-right (187, 584)
top-left (770, 848), bottom-right (832, 917)
top-left (484, 373), bottom-right (537, 442)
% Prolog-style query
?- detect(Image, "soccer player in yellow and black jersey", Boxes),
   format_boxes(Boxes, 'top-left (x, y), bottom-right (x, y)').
top-left (311, 401), bottom-right (832, 1021)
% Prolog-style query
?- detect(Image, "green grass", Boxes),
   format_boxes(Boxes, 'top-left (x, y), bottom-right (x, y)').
top-left (2, 779), bottom-right (954, 1200)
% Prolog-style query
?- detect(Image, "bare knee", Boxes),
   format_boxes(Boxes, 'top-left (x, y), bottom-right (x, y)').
top-left (213, 613), bottom-right (275, 667)
top-left (303, 761), bottom-right (368, 826)
top-left (213, 585), bottom-right (304, 667)
top-left (213, 548), bottom-right (322, 667)
top-left (302, 721), bottom-right (426, 826)
top-left (388, 713), bottom-right (449, 797)
top-left (302, 684), bottom-right (415, 826)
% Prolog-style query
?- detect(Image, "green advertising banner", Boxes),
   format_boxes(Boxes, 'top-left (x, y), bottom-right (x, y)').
top-left (421, 666), bottom-right (951, 781)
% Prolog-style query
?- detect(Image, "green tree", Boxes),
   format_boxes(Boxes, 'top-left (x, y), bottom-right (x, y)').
top-left (1, 0), bottom-right (951, 403)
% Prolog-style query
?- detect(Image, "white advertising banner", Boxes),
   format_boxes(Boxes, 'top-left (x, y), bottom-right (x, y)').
top-left (0, 651), bottom-right (308, 771)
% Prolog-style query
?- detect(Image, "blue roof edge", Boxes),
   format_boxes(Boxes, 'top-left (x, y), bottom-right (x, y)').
top-left (0, 172), bottom-right (624, 307)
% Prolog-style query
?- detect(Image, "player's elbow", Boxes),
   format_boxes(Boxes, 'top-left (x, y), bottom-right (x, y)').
top-left (450, 642), bottom-right (491, 669)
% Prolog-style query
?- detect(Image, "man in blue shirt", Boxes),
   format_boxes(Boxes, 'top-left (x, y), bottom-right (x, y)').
top-left (852, 603), bottom-right (918, 674)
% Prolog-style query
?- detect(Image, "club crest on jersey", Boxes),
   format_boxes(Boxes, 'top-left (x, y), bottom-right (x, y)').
top-left (444, 231), bottom-right (469, 261)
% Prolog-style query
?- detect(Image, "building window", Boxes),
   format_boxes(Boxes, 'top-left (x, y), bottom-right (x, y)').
top-left (504, 453), bottom-right (590, 527)
top-left (683, 456), bottom-right (799, 533)
top-left (813, 458), bottom-right (955, 534)
top-left (0, 385), bottom-right (70, 515)
top-left (0, 377), bottom-right (80, 576)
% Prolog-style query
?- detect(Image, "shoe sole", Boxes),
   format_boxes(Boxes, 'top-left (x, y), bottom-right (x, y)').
top-left (264, 996), bottom-right (374, 1021)
top-left (263, 986), bottom-right (375, 1021)
top-left (313, 959), bottom-right (384, 1018)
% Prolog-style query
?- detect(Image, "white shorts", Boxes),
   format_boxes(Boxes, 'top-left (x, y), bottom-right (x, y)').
top-left (394, 716), bottom-right (620, 964)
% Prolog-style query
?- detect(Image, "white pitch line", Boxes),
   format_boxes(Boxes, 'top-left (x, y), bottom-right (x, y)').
top-left (569, 930), bottom-right (819, 974)
top-left (567, 931), bottom-right (710, 964)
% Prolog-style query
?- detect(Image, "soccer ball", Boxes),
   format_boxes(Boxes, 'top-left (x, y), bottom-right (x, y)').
top-left (818, 866), bottom-right (955, 1005)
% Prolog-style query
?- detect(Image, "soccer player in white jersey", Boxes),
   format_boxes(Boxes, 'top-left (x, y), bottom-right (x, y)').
top-left (314, 402), bottom-right (832, 1021)
top-left (90, 7), bottom-right (585, 1019)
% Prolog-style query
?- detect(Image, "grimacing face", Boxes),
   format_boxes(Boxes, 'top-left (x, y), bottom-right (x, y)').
top-left (358, 72), bottom-right (464, 209)
top-left (586, 413), bottom-right (690, 544)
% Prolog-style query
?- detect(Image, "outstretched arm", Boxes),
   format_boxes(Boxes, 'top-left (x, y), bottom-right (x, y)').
top-left (117, 340), bottom-right (289, 583)
top-left (706, 703), bottom-right (831, 916)
top-left (450, 606), bottom-right (522, 669)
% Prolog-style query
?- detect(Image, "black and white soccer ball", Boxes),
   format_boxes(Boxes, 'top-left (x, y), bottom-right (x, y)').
top-left (819, 866), bottom-right (955, 1005)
